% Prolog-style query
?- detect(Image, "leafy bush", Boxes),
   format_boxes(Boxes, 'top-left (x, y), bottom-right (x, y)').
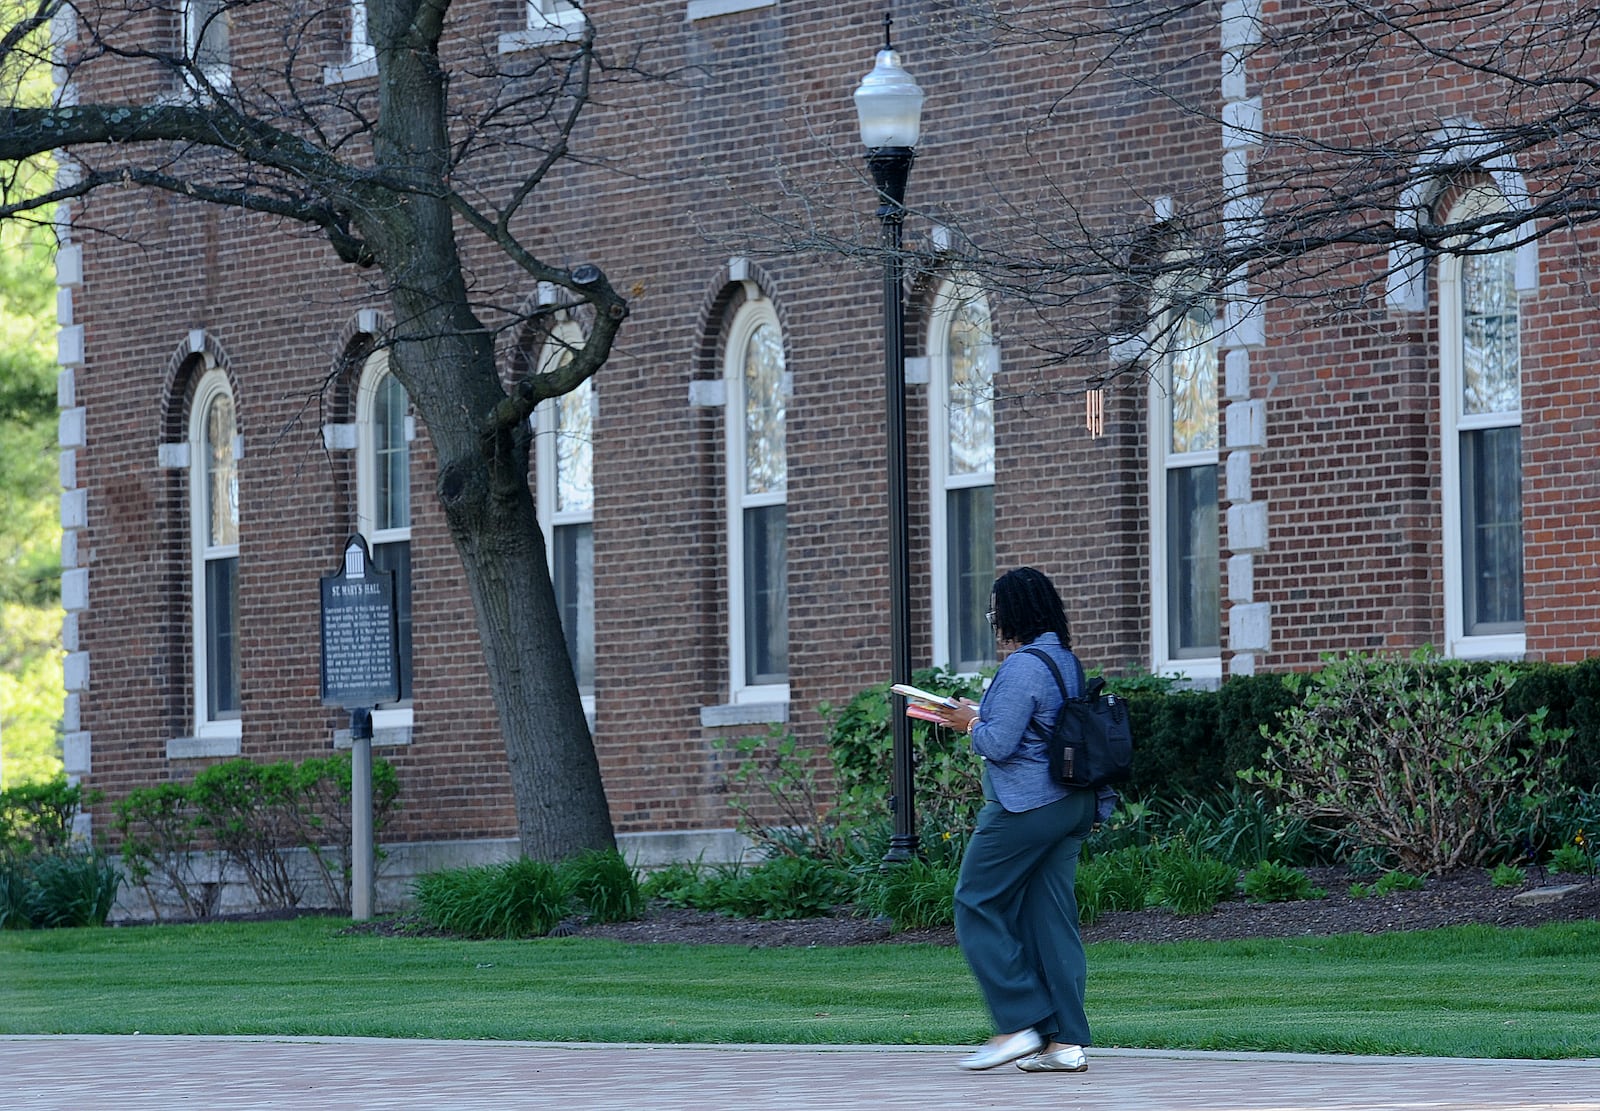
top-left (1078, 844), bottom-right (1159, 913)
top-left (1, 777), bottom-right (97, 857)
top-left (115, 783), bottom-right (213, 920)
top-left (1349, 870), bottom-right (1426, 899)
top-left (824, 669), bottom-right (988, 854)
top-left (0, 850), bottom-right (120, 929)
top-left (1243, 648), bottom-right (1569, 873)
top-left (856, 859), bottom-right (957, 930)
top-left (413, 857), bottom-right (567, 939)
top-left (1241, 860), bottom-right (1324, 903)
top-left (1489, 863), bottom-right (1526, 888)
top-left (559, 848), bottom-right (641, 924)
top-left (1148, 841), bottom-right (1237, 915)
top-left (1548, 837), bottom-right (1596, 875)
top-left (117, 754), bottom-right (400, 915)
top-left (1157, 785), bottom-right (1333, 868)
top-left (636, 856), bottom-right (851, 921)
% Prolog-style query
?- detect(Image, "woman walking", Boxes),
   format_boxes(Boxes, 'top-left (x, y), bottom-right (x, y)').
top-left (920, 566), bottom-right (1096, 1073)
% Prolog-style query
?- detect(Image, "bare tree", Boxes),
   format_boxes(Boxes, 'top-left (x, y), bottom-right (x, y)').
top-left (0, 0), bottom-right (634, 859)
top-left (745, 0), bottom-right (1600, 386)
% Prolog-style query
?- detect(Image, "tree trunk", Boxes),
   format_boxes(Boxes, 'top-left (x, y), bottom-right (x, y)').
top-left (402, 320), bottom-right (617, 862)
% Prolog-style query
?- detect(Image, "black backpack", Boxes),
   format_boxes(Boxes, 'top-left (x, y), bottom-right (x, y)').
top-left (1019, 647), bottom-right (1134, 790)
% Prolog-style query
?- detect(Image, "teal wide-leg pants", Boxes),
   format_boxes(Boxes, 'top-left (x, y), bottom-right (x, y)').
top-left (953, 789), bottom-right (1096, 1045)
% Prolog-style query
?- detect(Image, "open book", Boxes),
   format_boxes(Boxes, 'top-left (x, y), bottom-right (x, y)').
top-left (889, 683), bottom-right (962, 709)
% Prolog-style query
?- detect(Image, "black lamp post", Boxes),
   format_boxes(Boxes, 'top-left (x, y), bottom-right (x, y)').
top-left (854, 14), bottom-right (924, 865)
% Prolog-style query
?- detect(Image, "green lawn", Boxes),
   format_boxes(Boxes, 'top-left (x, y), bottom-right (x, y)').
top-left (2, 918), bottom-right (1596, 1058)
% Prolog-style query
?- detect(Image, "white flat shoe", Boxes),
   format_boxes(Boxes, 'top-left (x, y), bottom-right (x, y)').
top-left (957, 1029), bottom-right (1043, 1071)
top-left (1016, 1045), bottom-right (1088, 1072)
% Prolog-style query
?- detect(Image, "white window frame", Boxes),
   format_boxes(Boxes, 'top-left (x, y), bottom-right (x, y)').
top-left (534, 321), bottom-right (596, 711)
top-left (1148, 269), bottom-right (1222, 683)
top-left (325, 0), bottom-right (377, 83)
top-left (182, 0), bottom-right (231, 90)
top-left (926, 277), bottom-right (997, 674)
top-left (356, 349), bottom-right (415, 732)
top-left (499, 0), bottom-right (587, 53)
top-left (188, 367), bottom-right (242, 743)
top-left (725, 297), bottom-right (789, 705)
top-left (1438, 187), bottom-right (1526, 661)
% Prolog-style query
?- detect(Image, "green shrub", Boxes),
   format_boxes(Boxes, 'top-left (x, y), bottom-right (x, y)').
top-left (1351, 870), bottom-right (1426, 899)
top-left (1073, 862), bottom-right (1105, 925)
top-left (1079, 844), bottom-right (1159, 912)
top-left (0, 857), bottom-right (30, 928)
top-left (1548, 837), bottom-right (1596, 875)
top-left (559, 848), bottom-right (642, 924)
top-left (1243, 648), bottom-right (1569, 873)
top-left (827, 669), bottom-right (989, 850)
top-left (1490, 863), bottom-right (1526, 888)
top-left (1241, 860), bottom-right (1324, 903)
top-left (1, 777), bottom-right (97, 857)
top-left (639, 860), bottom-right (708, 907)
top-left (115, 783), bottom-right (213, 920)
top-left (727, 856), bottom-right (853, 920)
top-left (120, 755), bottom-right (400, 915)
top-left (1149, 841), bottom-right (1237, 915)
top-left (413, 857), bottom-right (567, 939)
top-left (1159, 785), bottom-right (1332, 868)
top-left (1216, 673), bottom-right (1299, 779)
top-left (22, 851), bottom-right (121, 928)
top-left (0, 851), bottom-right (120, 929)
top-left (857, 859), bottom-right (957, 930)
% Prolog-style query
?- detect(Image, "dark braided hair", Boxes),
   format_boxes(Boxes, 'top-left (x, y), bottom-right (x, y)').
top-left (991, 566), bottom-right (1072, 649)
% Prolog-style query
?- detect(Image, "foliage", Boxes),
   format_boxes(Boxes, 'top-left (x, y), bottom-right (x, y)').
top-left (638, 856), bottom-right (852, 922)
top-left (714, 726), bottom-right (847, 862)
top-left (1152, 784), bottom-right (1334, 869)
top-left (1076, 843), bottom-right (1160, 916)
top-left (1242, 648), bottom-right (1569, 873)
top-left (1349, 871), bottom-right (1427, 899)
top-left (823, 668), bottom-right (989, 855)
top-left (559, 848), bottom-right (641, 924)
top-left (114, 783), bottom-right (215, 919)
top-left (412, 857), bottom-right (567, 940)
top-left (0, 18), bottom-right (64, 788)
top-left (0, 850), bottom-right (120, 929)
top-left (1490, 864), bottom-right (1526, 889)
top-left (116, 755), bottom-right (399, 915)
top-left (0, 775), bottom-right (93, 856)
top-left (1147, 839), bottom-right (1238, 916)
top-left (718, 668), bottom-right (987, 865)
top-left (1241, 860), bottom-right (1325, 903)
top-left (1547, 834), bottom-right (1595, 876)
top-left (856, 859), bottom-right (958, 930)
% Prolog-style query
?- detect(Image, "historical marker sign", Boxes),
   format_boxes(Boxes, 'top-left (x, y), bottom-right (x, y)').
top-left (320, 536), bottom-right (400, 708)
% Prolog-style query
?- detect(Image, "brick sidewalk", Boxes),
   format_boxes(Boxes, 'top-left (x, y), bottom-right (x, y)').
top-left (4, 1036), bottom-right (1598, 1110)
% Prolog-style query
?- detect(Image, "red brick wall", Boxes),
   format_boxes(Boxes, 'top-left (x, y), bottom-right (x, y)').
top-left (62, 0), bottom-right (1599, 853)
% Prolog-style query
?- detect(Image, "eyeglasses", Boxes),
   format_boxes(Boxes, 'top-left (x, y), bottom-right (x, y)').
top-left (985, 610), bottom-right (997, 630)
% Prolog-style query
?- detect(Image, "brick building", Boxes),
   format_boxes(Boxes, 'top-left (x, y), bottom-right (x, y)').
top-left (48, 0), bottom-right (1599, 907)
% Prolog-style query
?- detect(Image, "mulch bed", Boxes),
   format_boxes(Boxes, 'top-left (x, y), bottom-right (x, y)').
top-left (342, 868), bottom-right (1599, 947)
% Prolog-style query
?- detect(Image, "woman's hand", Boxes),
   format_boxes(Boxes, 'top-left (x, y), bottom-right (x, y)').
top-left (932, 703), bottom-right (979, 733)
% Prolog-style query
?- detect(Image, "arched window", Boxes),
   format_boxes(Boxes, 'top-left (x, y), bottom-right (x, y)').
top-left (189, 367), bottom-right (240, 737)
top-left (357, 350), bottom-right (413, 711)
top-left (534, 322), bottom-right (595, 700)
top-left (182, 0), bottom-right (231, 88)
top-left (725, 298), bottom-right (788, 701)
top-left (927, 278), bottom-right (996, 673)
top-left (1439, 185), bottom-right (1524, 656)
top-left (1149, 270), bottom-right (1221, 673)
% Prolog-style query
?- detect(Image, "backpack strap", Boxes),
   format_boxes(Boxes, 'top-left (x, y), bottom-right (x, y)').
top-left (1019, 645), bottom-right (1070, 703)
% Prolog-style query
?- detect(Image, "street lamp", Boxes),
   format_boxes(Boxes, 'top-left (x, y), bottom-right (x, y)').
top-left (854, 13), bottom-right (924, 865)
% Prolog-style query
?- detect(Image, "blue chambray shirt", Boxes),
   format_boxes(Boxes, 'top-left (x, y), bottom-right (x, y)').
top-left (969, 631), bottom-right (1082, 813)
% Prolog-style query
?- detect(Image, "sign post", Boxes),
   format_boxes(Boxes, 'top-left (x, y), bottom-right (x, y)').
top-left (319, 536), bottom-right (399, 921)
